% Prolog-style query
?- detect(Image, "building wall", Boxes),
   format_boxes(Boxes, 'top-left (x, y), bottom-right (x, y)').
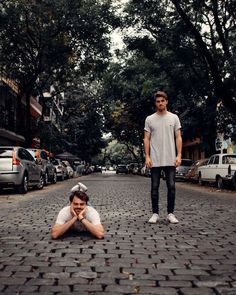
top-left (0, 77), bottom-right (42, 146)
top-left (0, 80), bottom-right (26, 145)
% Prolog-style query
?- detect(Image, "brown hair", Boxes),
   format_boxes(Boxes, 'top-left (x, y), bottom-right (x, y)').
top-left (69, 191), bottom-right (89, 204)
top-left (154, 91), bottom-right (168, 101)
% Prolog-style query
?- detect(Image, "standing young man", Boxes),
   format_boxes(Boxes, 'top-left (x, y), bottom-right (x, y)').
top-left (144, 91), bottom-right (182, 224)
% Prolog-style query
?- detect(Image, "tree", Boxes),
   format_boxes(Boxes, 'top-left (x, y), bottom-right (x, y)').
top-left (101, 58), bottom-right (160, 162)
top-left (124, 0), bottom-right (236, 115)
top-left (170, 0), bottom-right (236, 115)
top-left (112, 0), bottom-right (236, 155)
top-left (58, 80), bottom-right (107, 162)
top-left (0, 0), bottom-right (117, 146)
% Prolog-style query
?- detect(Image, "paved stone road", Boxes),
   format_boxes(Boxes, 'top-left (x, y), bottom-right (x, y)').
top-left (0, 173), bottom-right (236, 295)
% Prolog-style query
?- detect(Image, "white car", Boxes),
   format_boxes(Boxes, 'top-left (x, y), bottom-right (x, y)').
top-left (198, 153), bottom-right (236, 189)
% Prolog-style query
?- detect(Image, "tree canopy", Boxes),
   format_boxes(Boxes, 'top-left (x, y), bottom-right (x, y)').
top-left (100, 0), bottom-right (236, 158)
top-left (0, 0), bottom-right (117, 145)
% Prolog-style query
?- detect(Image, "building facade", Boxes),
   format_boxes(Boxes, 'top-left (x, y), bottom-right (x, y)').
top-left (0, 72), bottom-right (42, 146)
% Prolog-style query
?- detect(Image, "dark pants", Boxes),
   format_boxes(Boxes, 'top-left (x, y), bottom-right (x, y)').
top-left (151, 166), bottom-right (176, 214)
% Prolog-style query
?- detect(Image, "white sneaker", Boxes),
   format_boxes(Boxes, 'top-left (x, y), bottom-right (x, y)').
top-left (70, 182), bottom-right (88, 193)
top-left (148, 213), bottom-right (160, 223)
top-left (167, 213), bottom-right (179, 224)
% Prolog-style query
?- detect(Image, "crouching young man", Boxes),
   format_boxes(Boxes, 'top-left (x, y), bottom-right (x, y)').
top-left (51, 191), bottom-right (104, 239)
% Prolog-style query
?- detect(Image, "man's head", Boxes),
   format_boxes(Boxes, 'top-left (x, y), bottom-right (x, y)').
top-left (154, 91), bottom-right (168, 112)
top-left (69, 191), bottom-right (89, 214)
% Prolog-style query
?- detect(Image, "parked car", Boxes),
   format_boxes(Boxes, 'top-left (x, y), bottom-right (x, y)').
top-left (75, 163), bottom-right (85, 176)
top-left (116, 164), bottom-right (128, 174)
top-left (62, 160), bottom-right (74, 178)
top-left (140, 165), bottom-right (146, 176)
top-left (0, 146), bottom-right (44, 193)
top-left (27, 148), bottom-right (57, 185)
top-left (94, 165), bottom-right (102, 173)
top-left (51, 158), bottom-right (67, 180)
top-left (82, 165), bottom-right (93, 175)
top-left (144, 167), bottom-right (151, 177)
top-left (185, 158), bottom-right (209, 182)
top-left (131, 163), bottom-right (142, 175)
top-left (175, 159), bottom-right (193, 180)
top-left (198, 153), bottom-right (236, 189)
top-left (128, 163), bottom-right (138, 174)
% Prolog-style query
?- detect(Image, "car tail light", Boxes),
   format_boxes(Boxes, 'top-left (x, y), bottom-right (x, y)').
top-left (12, 150), bottom-right (21, 165)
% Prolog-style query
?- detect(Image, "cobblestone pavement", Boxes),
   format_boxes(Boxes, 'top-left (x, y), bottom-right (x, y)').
top-left (0, 173), bottom-right (236, 295)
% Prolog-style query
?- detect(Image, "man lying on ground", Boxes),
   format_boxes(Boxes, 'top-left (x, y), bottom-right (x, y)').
top-left (51, 183), bottom-right (104, 239)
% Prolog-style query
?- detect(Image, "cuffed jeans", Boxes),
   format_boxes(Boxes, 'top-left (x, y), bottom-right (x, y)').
top-left (151, 166), bottom-right (176, 214)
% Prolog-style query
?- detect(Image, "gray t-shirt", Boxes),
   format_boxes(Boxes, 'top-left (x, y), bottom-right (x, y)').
top-left (144, 111), bottom-right (181, 167)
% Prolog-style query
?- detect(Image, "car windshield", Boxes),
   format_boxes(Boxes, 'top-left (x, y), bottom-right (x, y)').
top-left (222, 155), bottom-right (236, 164)
top-left (181, 160), bottom-right (193, 166)
top-left (0, 148), bottom-right (13, 158)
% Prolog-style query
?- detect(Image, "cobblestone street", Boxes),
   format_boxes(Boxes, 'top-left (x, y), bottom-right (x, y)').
top-left (0, 173), bottom-right (236, 295)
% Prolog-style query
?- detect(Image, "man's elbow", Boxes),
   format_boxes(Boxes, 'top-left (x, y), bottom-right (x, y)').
top-left (95, 230), bottom-right (105, 239)
top-left (51, 229), bottom-right (60, 240)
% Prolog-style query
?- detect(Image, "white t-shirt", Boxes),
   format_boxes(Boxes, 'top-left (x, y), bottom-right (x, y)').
top-left (55, 205), bottom-right (101, 231)
top-left (144, 111), bottom-right (181, 167)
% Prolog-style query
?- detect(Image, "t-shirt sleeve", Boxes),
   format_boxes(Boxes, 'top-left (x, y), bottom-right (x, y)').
top-left (175, 115), bottom-right (181, 131)
top-left (144, 117), bottom-right (151, 133)
top-left (55, 207), bottom-right (70, 225)
top-left (87, 207), bottom-right (101, 225)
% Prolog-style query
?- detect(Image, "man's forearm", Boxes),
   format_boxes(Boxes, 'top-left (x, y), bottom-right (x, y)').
top-left (80, 218), bottom-right (104, 239)
top-left (144, 138), bottom-right (150, 158)
top-left (51, 216), bottom-right (77, 239)
top-left (176, 135), bottom-right (182, 157)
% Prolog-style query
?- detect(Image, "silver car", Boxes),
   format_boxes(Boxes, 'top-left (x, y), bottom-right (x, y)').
top-left (51, 158), bottom-right (67, 181)
top-left (175, 159), bottom-right (193, 180)
top-left (27, 149), bottom-right (57, 185)
top-left (0, 146), bottom-right (44, 194)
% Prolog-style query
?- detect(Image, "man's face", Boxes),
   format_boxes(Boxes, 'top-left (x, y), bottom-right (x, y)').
top-left (155, 96), bottom-right (168, 112)
top-left (72, 196), bottom-right (87, 215)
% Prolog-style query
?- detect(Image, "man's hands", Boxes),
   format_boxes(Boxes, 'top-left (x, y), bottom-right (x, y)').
top-left (70, 204), bottom-right (86, 221)
top-left (175, 155), bottom-right (182, 167)
top-left (78, 208), bottom-right (86, 221)
top-left (145, 156), bottom-right (152, 168)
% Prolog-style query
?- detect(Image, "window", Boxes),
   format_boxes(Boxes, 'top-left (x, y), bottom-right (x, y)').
top-left (213, 156), bottom-right (219, 164)
top-left (0, 148), bottom-right (13, 158)
top-left (24, 150), bottom-right (35, 162)
top-left (208, 156), bottom-right (215, 165)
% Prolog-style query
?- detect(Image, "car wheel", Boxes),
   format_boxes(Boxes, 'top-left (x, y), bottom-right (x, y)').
top-left (18, 174), bottom-right (28, 194)
top-left (36, 174), bottom-right (44, 190)
top-left (51, 171), bottom-right (57, 184)
top-left (198, 174), bottom-right (204, 186)
top-left (232, 175), bottom-right (236, 190)
top-left (216, 176), bottom-right (223, 189)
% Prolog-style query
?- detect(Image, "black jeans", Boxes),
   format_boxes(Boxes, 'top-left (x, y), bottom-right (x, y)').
top-left (151, 166), bottom-right (176, 214)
